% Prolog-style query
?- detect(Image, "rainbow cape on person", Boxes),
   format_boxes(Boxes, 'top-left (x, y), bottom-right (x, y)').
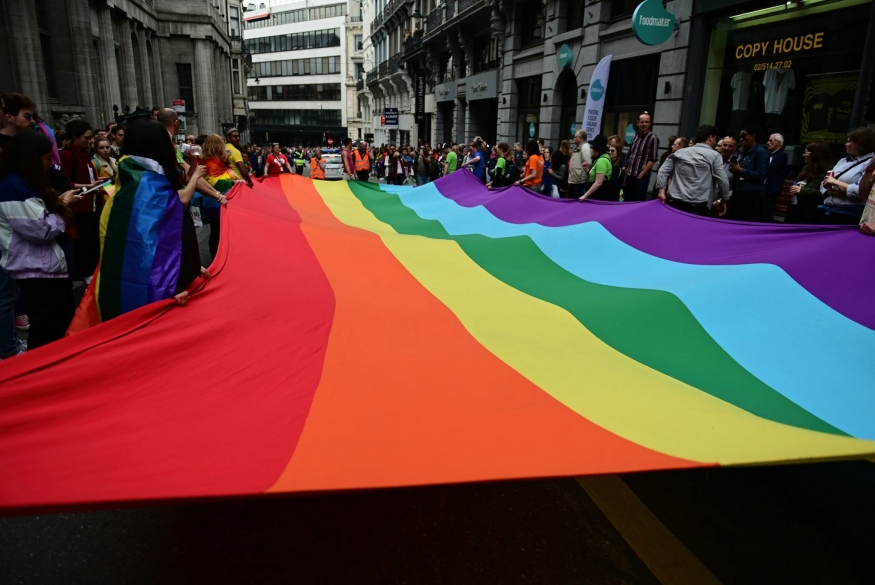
top-left (203, 156), bottom-right (236, 193)
top-left (68, 155), bottom-right (183, 332)
top-left (3, 172), bottom-right (875, 513)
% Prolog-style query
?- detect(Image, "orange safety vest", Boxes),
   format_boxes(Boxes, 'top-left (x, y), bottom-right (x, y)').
top-left (310, 157), bottom-right (325, 180)
top-left (354, 149), bottom-right (370, 172)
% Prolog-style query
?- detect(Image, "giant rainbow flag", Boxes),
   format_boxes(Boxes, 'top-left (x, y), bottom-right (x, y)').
top-left (1, 172), bottom-right (874, 512)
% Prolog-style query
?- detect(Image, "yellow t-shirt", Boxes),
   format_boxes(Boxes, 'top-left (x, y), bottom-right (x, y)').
top-left (523, 154), bottom-right (544, 187)
top-left (225, 143), bottom-right (244, 180)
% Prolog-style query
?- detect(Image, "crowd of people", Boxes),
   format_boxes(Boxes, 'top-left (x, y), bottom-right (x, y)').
top-left (0, 92), bottom-right (245, 360)
top-left (2, 90), bottom-right (874, 363)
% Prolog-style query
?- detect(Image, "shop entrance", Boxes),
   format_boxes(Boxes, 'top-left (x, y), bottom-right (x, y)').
top-left (557, 69), bottom-right (579, 141)
top-left (468, 99), bottom-right (498, 146)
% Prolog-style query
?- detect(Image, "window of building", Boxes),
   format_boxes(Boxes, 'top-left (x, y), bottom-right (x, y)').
top-left (252, 56), bottom-right (342, 78)
top-left (439, 51), bottom-right (454, 82)
top-left (354, 34), bottom-right (363, 52)
top-left (230, 5), bottom-right (241, 37)
top-left (564, 0), bottom-right (584, 32)
top-left (249, 28), bottom-right (341, 54)
top-left (244, 3), bottom-right (347, 29)
top-left (601, 55), bottom-right (659, 139)
top-left (231, 58), bottom-right (242, 94)
top-left (473, 35), bottom-right (499, 74)
top-left (35, 0), bottom-right (57, 99)
top-left (248, 83), bottom-right (342, 101)
top-left (610, 0), bottom-right (636, 21)
top-left (516, 76), bottom-right (542, 142)
top-left (249, 108), bottom-right (343, 126)
top-left (354, 62), bottom-right (364, 80)
top-left (521, 0), bottom-right (545, 46)
top-left (177, 63), bottom-right (194, 110)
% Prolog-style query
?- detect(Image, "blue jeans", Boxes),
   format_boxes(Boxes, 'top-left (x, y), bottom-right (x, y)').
top-left (416, 174), bottom-right (430, 186)
top-left (0, 267), bottom-right (20, 357)
top-left (623, 174), bottom-right (651, 201)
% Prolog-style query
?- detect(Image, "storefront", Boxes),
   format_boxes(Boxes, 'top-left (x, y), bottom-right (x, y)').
top-left (435, 81), bottom-right (456, 144)
top-left (516, 76), bottom-right (542, 144)
top-left (465, 69), bottom-right (499, 146)
top-left (689, 0), bottom-right (875, 160)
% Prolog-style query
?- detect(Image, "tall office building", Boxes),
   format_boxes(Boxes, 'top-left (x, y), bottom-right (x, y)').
top-left (244, 0), bottom-right (357, 146)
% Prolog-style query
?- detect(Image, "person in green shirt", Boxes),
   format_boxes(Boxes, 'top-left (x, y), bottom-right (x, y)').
top-left (444, 144), bottom-right (458, 174)
top-left (579, 135), bottom-right (613, 201)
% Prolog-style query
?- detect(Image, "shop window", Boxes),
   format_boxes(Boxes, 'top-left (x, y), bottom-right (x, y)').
top-left (601, 55), bottom-right (659, 139)
top-left (516, 76), bottom-right (542, 142)
top-left (521, 0), bottom-right (545, 46)
top-left (699, 1), bottom-right (871, 157)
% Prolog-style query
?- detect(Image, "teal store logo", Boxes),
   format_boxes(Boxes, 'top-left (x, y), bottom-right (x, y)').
top-left (632, 0), bottom-right (675, 46)
top-left (557, 44), bottom-right (574, 69)
top-left (590, 79), bottom-right (606, 102)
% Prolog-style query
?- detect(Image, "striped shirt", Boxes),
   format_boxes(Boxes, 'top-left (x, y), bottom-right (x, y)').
top-left (625, 130), bottom-right (659, 177)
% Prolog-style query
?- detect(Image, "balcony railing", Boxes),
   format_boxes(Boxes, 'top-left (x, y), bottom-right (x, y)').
top-left (356, 79), bottom-right (365, 91)
top-left (457, 0), bottom-right (480, 14)
top-left (388, 53), bottom-right (402, 73)
top-left (378, 61), bottom-right (389, 77)
top-left (347, 15), bottom-right (363, 22)
top-left (426, 6), bottom-right (442, 30)
top-left (366, 69), bottom-right (378, 85)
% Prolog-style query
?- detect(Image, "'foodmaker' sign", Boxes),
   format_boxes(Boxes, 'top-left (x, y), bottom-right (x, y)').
top-left (631, 0), bottom-right (675, 46)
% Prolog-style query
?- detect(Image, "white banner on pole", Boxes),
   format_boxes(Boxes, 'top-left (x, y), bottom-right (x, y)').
top-left (582, 55), bottom-right (612, 138)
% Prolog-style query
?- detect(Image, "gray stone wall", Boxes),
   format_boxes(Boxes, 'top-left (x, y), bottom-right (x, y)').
top-left (0, 0), bottom-right (235, 136)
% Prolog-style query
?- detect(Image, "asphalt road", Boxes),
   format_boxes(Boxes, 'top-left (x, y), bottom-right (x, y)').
top-left (2, 462), bottom-right (874, 584)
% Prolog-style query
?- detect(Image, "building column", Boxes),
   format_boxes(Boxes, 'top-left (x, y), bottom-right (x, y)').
top-left (0, 0), bottom-right (48, 110)
top-left (64, 0), bottom-right (101, 124)
top-left (194, 39), bottom-right (217, 135)
top-left (97, 6), bottom-right (122, 117)
top-left (136, 26), bottom-right (153, 108)
top-left (149, 33), bottom-right (165, 107)
top-left (118, 20), bottom-right (139, 109)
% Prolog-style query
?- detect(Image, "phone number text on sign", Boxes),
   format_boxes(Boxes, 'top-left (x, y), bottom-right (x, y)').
top-left (753, 60), bottom-right (792, 71)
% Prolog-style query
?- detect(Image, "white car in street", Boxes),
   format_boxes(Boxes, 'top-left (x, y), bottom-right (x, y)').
top-left (321, 149), bottom-right (345, 180)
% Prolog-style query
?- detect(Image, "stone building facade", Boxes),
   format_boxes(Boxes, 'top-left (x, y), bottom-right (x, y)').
top-left (0, 0), bottom-right (247, 136)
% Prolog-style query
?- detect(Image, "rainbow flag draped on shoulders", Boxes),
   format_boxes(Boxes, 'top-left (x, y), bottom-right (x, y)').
top-left (68, 155), bottom-right (184, 333)
top-left (204, 157), bottom-right (236, 194)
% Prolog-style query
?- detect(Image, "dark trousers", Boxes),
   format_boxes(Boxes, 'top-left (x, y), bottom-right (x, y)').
top-left (0, 267), bottom-right (19, 357)
top-left (356, 170), bottom-right (370, 181)
top-left (761, 192), bottom-right (778, 222)
top-left (73, 211), bottom-right (101, 279)
top-left (204, 206), bottom-right (221, 259)
top-left (569, 183), bottom-right (586, 199)
top-left (16, 278), bottom-right (74, 349)
top-left (623, 174), bottom-right (651, 201)
top-left (667, 196), bottom-right (710, 216)
top-left (730, 190), bottom-right (763, 222)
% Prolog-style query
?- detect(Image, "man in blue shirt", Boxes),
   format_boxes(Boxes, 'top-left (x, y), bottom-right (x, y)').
top-left (729, 124), bottom-right (769, 222)
top-left (461, 141), bottom-right (486, 182)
